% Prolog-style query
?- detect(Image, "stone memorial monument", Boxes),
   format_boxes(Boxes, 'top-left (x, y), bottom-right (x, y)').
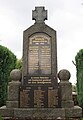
top-left (20, 6), bottom-right (58, 108)
top-left (0, 6), bottom-right (82, 120)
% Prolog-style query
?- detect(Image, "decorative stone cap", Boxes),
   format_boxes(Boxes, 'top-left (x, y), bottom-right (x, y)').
top-left (58, 69), bottom-right (71, 81)
top-left (10, 69), bottom-right (22, 81)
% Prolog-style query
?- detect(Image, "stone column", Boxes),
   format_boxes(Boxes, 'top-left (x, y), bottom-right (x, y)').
top-left (6, 69), bottom-right (21, 108)
top-left (58, 69), bottom-right (74, 108)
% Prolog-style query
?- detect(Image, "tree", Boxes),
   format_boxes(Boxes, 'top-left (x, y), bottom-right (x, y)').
top-left (0, 45), bottom-right (17, 106)
top-left (75, 49), bottom-right (83, 107)
top-left (75, 49), bottom-right (83, 117)
top-left (72, 85), bottom-right (77, 92)
top-left (15, 58), bottom-right (22, 69)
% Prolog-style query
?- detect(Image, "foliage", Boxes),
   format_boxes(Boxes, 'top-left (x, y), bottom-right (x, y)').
top-left (0, 45), bottom-right (17, 107)
top-left (81, 118), bottom-right (83, 120)
top-left (15, 58), bottom-right (22, 69)
top-left (72, 85), bottom-right (77, 92)
top-left (75, 49), bottom-right (83, 107)
top-left (0, 115), bottom-right (3, 120)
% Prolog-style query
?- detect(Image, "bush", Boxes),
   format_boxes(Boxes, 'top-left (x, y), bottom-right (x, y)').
top-left (75, 49), bottom-right (83, 107)
top-left (15, 58), bottom-right (22, 69)
top-left (0, 45), bottom-right (17, 106)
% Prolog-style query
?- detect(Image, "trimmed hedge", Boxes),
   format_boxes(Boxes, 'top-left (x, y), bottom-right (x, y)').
top-left (75, 49), bottom-right (83, 107)
top-left (0, 45), bottom-right (17, 106)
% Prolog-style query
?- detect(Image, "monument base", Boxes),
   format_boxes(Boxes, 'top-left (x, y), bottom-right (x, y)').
top-left (0, 106), bottom-right (82, 120)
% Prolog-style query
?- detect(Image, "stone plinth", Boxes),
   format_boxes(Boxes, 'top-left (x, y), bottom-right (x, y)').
top-left (65, 106), bottom-right (82, 118)
top-left (0, 107), bottom-right (82, 119)
top-left (0, 106), bottom-right (14, 118)
top-left (14, 108), bottom-right (65, 119)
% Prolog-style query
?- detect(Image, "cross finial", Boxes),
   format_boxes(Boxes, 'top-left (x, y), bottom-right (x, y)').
top-left (32, 7), bottom-right (47, 23)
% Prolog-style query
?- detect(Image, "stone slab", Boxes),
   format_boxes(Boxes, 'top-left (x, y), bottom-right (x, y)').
top-left (6, 101), bottom-right (18, 108)
top-left (0, 107), bottom-right (82, 119)
top-left (65, 106), bottom-right (82, 118)
top-left (0, 106), bottom-right (14, 117)
top-left (61, 100), bottom-right (74, 108)
top-left (14, 108), bottom-right (65, 119)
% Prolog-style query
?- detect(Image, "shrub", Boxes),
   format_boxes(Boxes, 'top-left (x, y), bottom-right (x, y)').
top-left (0, 45), bottom-right (17, 106)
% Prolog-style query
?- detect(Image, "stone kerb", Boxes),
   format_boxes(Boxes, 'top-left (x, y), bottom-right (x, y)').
top-left (6, 69), bottom-right (21, 108)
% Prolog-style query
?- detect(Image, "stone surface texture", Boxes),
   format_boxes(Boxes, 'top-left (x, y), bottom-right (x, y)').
top-left (65, 106), bottom-right (82, 118)
top-left (6, 101), bottom-right (18, 108)
top-left (10, 69), bottom-right (22, 81)
top-left (58, 69), bottom-right (74, 108)
top-left (7, 81), bottom-right (21, 101)
top-left (6, 81), bottom-right (21, 108)
top-left (58, 69), bottom-right (71, 81)
top-left (6, 69), bottom-right (21, 108)
top-left (0, 107), bottom-right (14, 117)
top-left (0, 107), bottom-right (82, 119)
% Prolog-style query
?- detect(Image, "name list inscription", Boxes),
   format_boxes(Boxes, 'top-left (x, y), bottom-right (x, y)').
top-left (20, 86), bottom-right (58, 108)
top-left (28, 33), bottom-right (51, 75)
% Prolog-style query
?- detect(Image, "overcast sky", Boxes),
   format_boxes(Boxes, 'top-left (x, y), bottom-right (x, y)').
top-left (0, 0), bottom-right (83, 84)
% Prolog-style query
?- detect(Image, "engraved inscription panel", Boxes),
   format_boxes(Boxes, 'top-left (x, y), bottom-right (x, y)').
top-left (48, 87), bottom-right (58, 107)
top-left (28, 77), bottom-right (51, 84)
top-left (20, 86), bottom-right (33, 108)
top-left (28, 33), bottom-right (51, 75)
top-left (34, 87), bottom-right (46, 108)
top-left (20, 86), bottom-right (58, 108)
top-left (23, 75), bottom-right (58, 86)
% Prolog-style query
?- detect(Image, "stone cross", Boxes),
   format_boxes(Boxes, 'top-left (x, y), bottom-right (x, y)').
top-left (32, 7), bottom-right (47, 23)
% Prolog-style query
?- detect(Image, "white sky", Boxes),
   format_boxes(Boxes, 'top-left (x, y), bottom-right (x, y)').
top-left (0, 0), bottom-right (83, 84)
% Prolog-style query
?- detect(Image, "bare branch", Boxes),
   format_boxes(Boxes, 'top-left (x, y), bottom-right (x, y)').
top-left (72, 60), bottom-right (76, 66)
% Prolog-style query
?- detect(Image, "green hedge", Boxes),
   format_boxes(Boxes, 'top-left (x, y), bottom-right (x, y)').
top-left (75, 49), bottom-right (83, 107)
top-left (0, 45), bottom-right (17, 106)
top-left (15, 58), bottom-right (22, 69)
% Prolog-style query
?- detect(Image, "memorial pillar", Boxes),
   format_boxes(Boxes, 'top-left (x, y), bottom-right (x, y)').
top-left (58, 69), bottom-right (74, 108)
top-left (6, 69), bottom-right (21, 108)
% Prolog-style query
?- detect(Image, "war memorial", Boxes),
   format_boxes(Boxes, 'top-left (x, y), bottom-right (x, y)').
top-left (0, 6), bottom-right (82, 120)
